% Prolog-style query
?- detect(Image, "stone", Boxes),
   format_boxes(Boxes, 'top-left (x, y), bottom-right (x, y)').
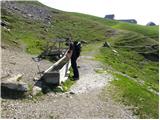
top-left (103, 42), bottom-right (111, 47)
top-left (81, 40), bottom-right (88, 44)
top-left (33, 77), bottom-right (39, 81)
top-left (1, 20), bottom-right (9, 27)
top-left (27, 14), bottom-right (33, 17)
top-left (13, 6), bottom-right (20, 11)
top-left (112, 49), bottom-right (118, 53)
top-left (1, 74), bottom-right (29, 92)
top-left (69, 91), bottom-right (75, 95)
top-left (32, 86), bottom-right (42, 96)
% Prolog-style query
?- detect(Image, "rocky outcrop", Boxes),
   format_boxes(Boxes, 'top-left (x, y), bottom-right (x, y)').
top-left (1, 1), bottom-right (58, 24)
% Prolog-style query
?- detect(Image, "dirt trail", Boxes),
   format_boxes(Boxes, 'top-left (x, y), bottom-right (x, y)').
top-left (1, 53), bottom-right (137, 119)
top-left (70, 56), bottom-right (112, 94)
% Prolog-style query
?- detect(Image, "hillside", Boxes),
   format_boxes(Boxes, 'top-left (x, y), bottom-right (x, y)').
top-left (1, 1), bottom-right (159, 119)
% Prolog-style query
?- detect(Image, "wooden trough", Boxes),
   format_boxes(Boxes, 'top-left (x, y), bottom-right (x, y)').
top-left (42, 52), bottom-right (71, 85)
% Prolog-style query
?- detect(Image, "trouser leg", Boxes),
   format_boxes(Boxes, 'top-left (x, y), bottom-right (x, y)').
top-left (71, 59), bottom-right (79, 78)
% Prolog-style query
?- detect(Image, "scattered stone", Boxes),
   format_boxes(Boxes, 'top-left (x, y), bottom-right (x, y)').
top-left (1, 20), bottom-right (10, 27)
top-left (2, 1), bottom-right (54, 24)
top-left (4, 27), bottom-right (11, 32)
top-left (13, 6), bottom-right (20, 11)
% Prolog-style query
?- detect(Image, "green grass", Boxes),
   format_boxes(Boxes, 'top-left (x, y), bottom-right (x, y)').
top-left (96, 46), bottom-right (158, 118)
top-left (61, 68), bottom-right (76, 92)
top-left (2, 1), bottom-right (159, 55)
top-left (102, 73), bottom-right (158, 118)
top-left (1, 8), bottom-right (55, 55)
top-left (96, 47), bottom-right (158, 92)
top-left (70, 12), bottom-right (119, 26)
top-left (113, 22), bottom-right (159, 41)
top-left (2, 6), bottom-right (109, 54)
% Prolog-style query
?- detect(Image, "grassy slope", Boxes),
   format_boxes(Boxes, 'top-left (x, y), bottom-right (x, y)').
top-left (2, 8), bottom-right (52, 54)
top-left (1, 1), bottom-right (159, 119)
top-left (101, 73), bottom-right (158, 118)
top-left (113, 22), bottom-right (159, 41)
top-left (2, 2), bottom-right (113, 54)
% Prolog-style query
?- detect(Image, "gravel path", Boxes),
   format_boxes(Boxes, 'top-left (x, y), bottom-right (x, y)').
top-left (70, 56), bottom-right (112, 94)
top-left (1, 52), bottom-right (137, 119)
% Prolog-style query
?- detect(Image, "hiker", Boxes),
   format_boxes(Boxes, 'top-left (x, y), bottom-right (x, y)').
top-left (66, 41), bottom-right (81, 80)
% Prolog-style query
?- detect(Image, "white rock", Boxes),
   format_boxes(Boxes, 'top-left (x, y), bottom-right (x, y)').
top-left (112, 49), bottom-right (118, 53)
top-left (32, 86), bottom-right (42, 96)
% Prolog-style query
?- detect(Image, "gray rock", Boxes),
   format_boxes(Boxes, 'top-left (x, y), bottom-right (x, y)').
top-left (103, 42), bottom-right (111, 47)
top-left (1, 20), bottom-right (10, 27)
top-left (1, 74), bottom-right (29, 92)
top-left (69, 91), bottom-right (75, 95)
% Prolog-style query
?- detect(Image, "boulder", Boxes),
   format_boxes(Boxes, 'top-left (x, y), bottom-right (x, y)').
top-left (1, 74), bottom-right (29, 92)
